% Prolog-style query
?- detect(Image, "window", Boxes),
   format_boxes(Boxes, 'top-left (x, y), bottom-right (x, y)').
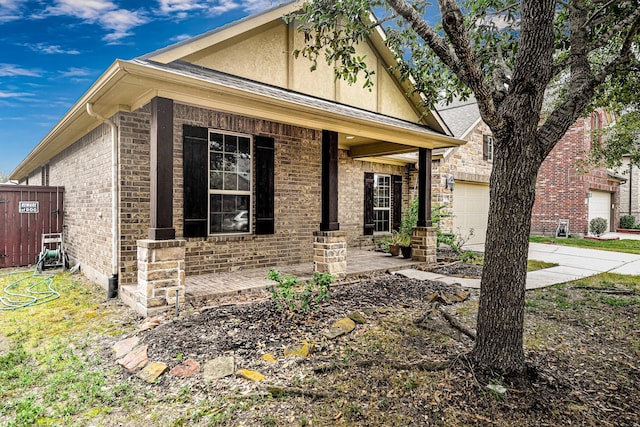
top-left (183, 124), bottom-right (274, 238)
top-left (483, 134), bottom-right (494, 161)
top-left (208, 131), bottom-right (252, 234)
top-left (373, 174), bottom-right (391, 232)
top-left (41, 164), bottom-right (49, 186)
top-left (364, 172), bottom-right (402, 235)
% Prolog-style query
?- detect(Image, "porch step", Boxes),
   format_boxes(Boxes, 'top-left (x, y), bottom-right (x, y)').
top-left (119, 284), bottom-right (138, 312)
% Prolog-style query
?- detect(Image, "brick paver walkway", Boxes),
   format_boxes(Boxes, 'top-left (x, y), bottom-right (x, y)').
top-left (185, 249), bottom-right (420, 302)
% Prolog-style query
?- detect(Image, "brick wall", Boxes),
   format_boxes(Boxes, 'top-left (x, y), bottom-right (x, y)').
top-left (118, 106), bottom-right (152, 286)
top-left (432, 121), bottom-right (493, 232)
top-left (338, 151), bottom-right (408, 247)
top-left (173, 103), bottom-right (323, 277)
top-left (48, 124), bottom-right (114, 287)
top-left (532, 116), bottom-right (620, 236)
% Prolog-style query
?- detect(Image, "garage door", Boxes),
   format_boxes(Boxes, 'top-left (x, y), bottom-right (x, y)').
top-left (452, 182), bottom-right (490, 245)
top-left (588, 190), bottom-right (612, 233)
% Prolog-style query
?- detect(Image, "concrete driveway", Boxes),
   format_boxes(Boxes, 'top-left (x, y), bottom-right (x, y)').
top-left (397, 238), bottom-right (640, 290)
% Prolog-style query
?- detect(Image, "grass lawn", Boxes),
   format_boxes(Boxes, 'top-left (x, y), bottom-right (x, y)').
top-left (2, 267), bottom-right (639, 426)
top-left (530, 235), bottom-right (640, 255)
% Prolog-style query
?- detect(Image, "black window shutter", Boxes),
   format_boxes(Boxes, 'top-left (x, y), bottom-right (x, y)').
top-left (183, 125), bottom-right (208, 237)
top-left (363, 172), bottom-right (374, 235)
top-left (392, 174), bottom-right (402, 231)
top-left (482, 135), bottom-right (489, 161)
top-left (255, 136), bottom-right (275, 235)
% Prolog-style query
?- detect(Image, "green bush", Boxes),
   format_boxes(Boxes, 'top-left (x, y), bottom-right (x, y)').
top-left (589, 217), bottom-right (608, 237)
top-left (267, 269), bottom-right (332, 313)
top-left (620, 215), bottom-right (636, 229)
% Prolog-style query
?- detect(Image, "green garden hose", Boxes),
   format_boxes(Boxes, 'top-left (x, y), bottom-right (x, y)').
top-left (0, 267), bottom-right (60, 311)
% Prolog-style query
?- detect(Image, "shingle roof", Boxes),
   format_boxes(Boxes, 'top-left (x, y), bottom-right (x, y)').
top-left (436, 98), bottom-right (481, 138)
top-left (131, 58), bottom-right (446, 138)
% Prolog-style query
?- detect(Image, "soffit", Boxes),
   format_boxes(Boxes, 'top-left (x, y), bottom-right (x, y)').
top-left (12, 59), bottom-right (464, 179)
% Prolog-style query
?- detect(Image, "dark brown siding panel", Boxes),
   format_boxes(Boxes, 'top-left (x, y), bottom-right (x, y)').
top-left (363, 172), bottom-right (374, 235)
top-left (392, 174), bottom-right (402, 231)
top-left (254, 136), bottom-right (275, 235)
top-left (183, 125), bottom-right (208, 237)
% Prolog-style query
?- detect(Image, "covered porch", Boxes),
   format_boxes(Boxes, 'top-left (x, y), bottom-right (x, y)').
top-left (183, 248), bottom-right (420, 304)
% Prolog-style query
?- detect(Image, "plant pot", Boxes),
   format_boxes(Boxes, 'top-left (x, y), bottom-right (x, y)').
top-left (388, 244), bottom-right (400, 256)
top-left (400, 245), bottom-right (412, 259)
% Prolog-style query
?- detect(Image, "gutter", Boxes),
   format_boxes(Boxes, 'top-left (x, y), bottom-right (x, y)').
top-left (86, 103), bottom-right (120, 298)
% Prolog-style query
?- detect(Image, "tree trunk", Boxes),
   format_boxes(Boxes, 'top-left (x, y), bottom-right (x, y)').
top-left (471, 131), bottom-right (543, 375)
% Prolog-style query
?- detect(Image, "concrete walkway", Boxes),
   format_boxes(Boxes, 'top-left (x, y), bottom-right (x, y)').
top-left (396, 240), bottom-right (640, 290)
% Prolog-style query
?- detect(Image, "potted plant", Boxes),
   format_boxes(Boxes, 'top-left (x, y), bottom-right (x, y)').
top-left (397, 233), bottom-right (413, 258)
top-left (388, 231), bottom-right (402, 256)
top-left (397, 197), bottom-right (419, 258)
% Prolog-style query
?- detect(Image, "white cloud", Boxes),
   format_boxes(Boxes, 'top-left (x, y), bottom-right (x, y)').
top-left (0, 64), bottom-right (41, 77)
top-left (157, 0), bottom-right (279, 18)
top-left (169, 33), bottom-right (192, 42)
top-left (159, 0), bottom-right (206, 14)
top-left (0, 0), bottom-right (26, 23)
top-left (25, 43), bottom-right (80, 55)
top-left (0, 90), bottom-right (33, 99)
top-left (59, 67), bottom-right (93, 78)
top-left (241, 0), bottom-right (277, 13)
top-left (43, 0), bottom-right (148, 42)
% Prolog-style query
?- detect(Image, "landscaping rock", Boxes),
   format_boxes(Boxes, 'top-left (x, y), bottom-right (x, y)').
top-left (169, 359), bottom-right (200, 377)
top-left (203, 356), bottom-right (235, 380)
top-left (261, 353), bottom-right (277, 363)
top-left (284, 340), bottom-right (314, 358)
top-left (323, 327), bottom-right (346, 339)
top-left (138, 362), bottom-right (168, 383)
top-left (113, 336), bottom-right (139, 359)
top-left (117, 344), bottom-right (148, 371)
top-left (332, 317), bottom-right (356, 334)
top-left (348, 311), bottom-right (367, 324)
top-left (236, 369), bottom-right (265, 382)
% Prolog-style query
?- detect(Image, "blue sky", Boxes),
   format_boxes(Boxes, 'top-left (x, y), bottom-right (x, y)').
top-left (0, 0), bottom-right (281, 176)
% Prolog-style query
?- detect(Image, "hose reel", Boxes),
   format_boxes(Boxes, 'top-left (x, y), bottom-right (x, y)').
top-left (36, 233), bottom-right (68, 272)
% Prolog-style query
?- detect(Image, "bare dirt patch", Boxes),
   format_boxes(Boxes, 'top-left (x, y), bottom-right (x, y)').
top-left (122, 263), bottom-right (640, 426)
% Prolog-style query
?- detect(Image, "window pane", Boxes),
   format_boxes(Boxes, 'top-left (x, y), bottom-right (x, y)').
top-left (210, 171), bottom-right (223, 190)
top-left (210, 133), bottom-right (223, 151)
top-left (238, 137), bottom-right (250, 155)
top-left (224, 154), bottom-right (237, 172)
top-left (374, 209), bottom-right (390, 232)
top-left (211, 152), bottom-right (223, 172)
top-left (217, 195), bottom-right (249, 233)
top-left (224, 173), bottom-right (238, 191)
top-left (210, 212), bottom-right (223, 234)
top-left (224, 135), bottom-right (238, 153)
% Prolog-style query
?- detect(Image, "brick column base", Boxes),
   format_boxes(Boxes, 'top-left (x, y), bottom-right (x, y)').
top-left (313, 231), bottom-right (347, 278)
top-left (136, 239), bottom-right (186, 317)
top-left (411, 226), bottom-right (437, 264)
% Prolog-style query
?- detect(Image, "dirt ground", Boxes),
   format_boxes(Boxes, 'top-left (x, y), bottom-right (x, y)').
top-left (120, 253), bottom-right (640, 427)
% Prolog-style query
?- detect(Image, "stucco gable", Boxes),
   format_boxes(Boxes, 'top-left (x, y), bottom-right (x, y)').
top-left (142, 1), bottom-right (444, 128)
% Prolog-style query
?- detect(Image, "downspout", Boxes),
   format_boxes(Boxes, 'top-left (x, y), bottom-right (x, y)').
top-left (86, 103), bottom-right (120, 298)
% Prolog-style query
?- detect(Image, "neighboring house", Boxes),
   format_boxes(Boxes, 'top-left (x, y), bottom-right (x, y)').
top-left (433, 102), bottom-right (624, 241)
top-left (531, 110), bottom-right (624, 236)
top-left (9, 1), bottom-right (462, 315)
top-left (432, 99), bottom-right (494, 245)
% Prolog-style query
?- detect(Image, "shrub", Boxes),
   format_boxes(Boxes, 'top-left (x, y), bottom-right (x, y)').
top-left (589, 217), bottom-right (608, 237)
top-left (620, 215), bottom-right (636, 229)
top-left (267, 269), bottom-right (332, 314)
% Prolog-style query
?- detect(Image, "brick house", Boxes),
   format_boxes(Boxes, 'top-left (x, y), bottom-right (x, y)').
top-left (531, 110), bottom-right (624, 236)
top-left (433, 102), bottom-right (623, 241)
top-left (9, 1), bottom-right (462, 315)
top-left (432, 99), bottom-right (495, 245)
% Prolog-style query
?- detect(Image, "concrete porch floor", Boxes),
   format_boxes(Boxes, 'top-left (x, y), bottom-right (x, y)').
top-left (184, 248), bottom-right (421, 303)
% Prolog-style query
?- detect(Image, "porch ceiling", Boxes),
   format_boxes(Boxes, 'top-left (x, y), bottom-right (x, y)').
top-left (12, 58), bottom-right (464, 179)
